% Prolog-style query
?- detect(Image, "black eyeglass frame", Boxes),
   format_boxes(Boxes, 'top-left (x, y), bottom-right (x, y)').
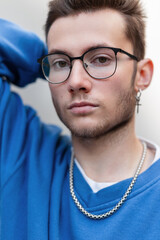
top-left (37, 46), bottom-right (138, 84)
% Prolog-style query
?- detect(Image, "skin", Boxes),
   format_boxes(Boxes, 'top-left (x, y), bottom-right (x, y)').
top-left (47, 9), bottom-right (154, 182)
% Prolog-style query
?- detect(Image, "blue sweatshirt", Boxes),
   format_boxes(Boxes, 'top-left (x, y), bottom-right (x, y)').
top-left (1, 19), bottom-right (160, 240)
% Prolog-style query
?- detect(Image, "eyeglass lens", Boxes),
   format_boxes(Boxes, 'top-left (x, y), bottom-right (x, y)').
top-left (42, 48), bottom-right (117, 84)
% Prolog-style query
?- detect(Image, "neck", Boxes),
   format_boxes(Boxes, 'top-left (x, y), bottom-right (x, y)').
top-left (72, 119), bottom-right (145, 182)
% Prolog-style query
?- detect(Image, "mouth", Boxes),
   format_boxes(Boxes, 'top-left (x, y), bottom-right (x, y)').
top-left (68, 101), bottom-right (99, 115)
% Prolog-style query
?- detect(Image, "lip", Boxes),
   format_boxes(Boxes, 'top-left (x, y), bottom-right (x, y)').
top-left (68, 101), bottom-right (99, 115)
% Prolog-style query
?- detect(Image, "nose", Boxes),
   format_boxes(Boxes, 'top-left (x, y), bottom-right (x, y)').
top-left (67, 60), bottom-right (92, 94)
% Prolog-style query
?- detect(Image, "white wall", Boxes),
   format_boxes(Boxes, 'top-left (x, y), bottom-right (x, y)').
top-left (136, 1), bottom-right (160, 145)
top-left (0, 0), bottom-right (160, 144)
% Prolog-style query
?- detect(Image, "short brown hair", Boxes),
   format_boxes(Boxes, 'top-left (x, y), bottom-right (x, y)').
top-left (45, 0), bottom-right (146, 60)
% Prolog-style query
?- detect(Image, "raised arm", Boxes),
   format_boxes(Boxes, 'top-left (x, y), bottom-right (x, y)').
top-left (0, 19), bottom-right (63, 189)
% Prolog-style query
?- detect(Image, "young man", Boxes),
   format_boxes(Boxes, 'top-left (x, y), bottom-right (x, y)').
top-left (1, 0), bottom-right (160, 239)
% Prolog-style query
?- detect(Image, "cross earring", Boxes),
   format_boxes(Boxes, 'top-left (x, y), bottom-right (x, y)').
top-left (135, 89), bottom-right (142, 114)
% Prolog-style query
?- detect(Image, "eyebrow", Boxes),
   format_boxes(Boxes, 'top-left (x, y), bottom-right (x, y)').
top-left (48, 43), bottom-right (112, 56)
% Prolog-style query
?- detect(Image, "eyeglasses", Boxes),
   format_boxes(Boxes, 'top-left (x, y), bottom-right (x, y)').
top-left (37, 47), bottom-right (138, 84)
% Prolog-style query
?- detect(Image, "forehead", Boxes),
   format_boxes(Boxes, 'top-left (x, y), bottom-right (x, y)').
top-left (47, 9), bottom-right (132, 55)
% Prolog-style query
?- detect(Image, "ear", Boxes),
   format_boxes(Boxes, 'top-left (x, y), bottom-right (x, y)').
top-left (134, 58), bottom-right (154, 92)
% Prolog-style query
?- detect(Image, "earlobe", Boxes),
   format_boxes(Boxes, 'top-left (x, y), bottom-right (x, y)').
top-left (134, 58), bottom-right (154, 92)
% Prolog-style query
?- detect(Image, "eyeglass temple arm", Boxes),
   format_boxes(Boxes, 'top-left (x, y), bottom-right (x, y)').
top-left (37, 57), bottom-right (43, 64)
top-left (118, 49), bottom-right (138, 61)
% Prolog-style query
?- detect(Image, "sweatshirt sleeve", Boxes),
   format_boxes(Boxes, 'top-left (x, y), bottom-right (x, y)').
top-left (0, 19), bottom-right (56, 188)
top-left (0, 18), bottom-right (47, 86)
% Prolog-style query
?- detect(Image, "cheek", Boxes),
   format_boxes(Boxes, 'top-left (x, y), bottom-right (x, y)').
top-left (96, 77), bottom-right (123, 99)
top-left (49, 84), bottom-right (71, 120)
top-left (108, 70), bottom-right (133, 94)
top-left (116, 61), bottom-right (136, 86)
top-left (49, 85), bottom-right (63, 108)
top-left (94, 76), bottom-right (131, 113)
top-left (49, 82), bottom-right (64, 97)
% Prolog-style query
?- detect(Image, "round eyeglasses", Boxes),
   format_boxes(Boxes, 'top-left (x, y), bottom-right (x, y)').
top-left (37, 47), bottom-right (138, 84)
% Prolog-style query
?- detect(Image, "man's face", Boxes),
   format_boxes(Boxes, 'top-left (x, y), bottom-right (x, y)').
top-left (47, 9), bottom-right (137, 139)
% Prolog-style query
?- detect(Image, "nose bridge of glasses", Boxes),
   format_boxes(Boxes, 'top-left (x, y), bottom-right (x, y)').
top-left (70, 54), bottom-right (84, 64)
top-left (69, 54), bottom-right (87, 74)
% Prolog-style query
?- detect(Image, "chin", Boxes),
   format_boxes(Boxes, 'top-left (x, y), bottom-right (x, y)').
top-left (62, 107), bottom-right (135, 140)
top-left (71, 127), bottom-right (106, 139)
top-left (64, 120), bottom-right (122, 139)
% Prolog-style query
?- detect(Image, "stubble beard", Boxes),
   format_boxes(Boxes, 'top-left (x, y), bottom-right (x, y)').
top-left (53, 86), bottom-right (136, 140)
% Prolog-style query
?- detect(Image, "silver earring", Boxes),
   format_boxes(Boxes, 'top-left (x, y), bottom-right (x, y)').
top-left (135, 89), bottom-right (142, 113)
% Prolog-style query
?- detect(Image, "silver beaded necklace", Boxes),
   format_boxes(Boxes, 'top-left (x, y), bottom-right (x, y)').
top-left (69, 142), bottom-right (147, 220)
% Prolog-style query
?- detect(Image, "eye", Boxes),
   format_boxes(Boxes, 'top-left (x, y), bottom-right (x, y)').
top-left (97, 57), bottom-right (109, 64)
top-left (89, 54), bottom-right (113, 66)
top-left (51, 59), bottom-right (70, 69)
top-left (48, 55), bottom-right (70, 71)
top-left (54, 60), bottom-right (68, 68)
